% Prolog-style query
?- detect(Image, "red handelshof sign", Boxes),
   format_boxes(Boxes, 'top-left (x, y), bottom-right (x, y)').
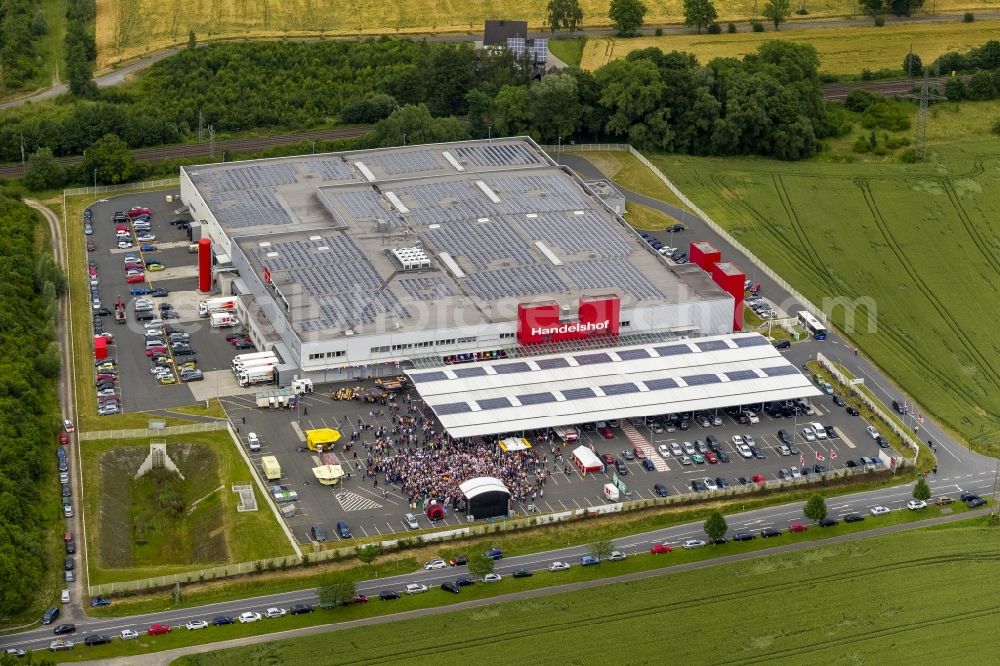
top-left (517, 295), bottom-right (620, 345)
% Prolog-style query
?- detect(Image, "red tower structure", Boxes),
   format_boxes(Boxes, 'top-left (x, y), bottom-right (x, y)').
top-left (711, 261), bottom-right (746, 332)
top-left (198, 238), bottom-right (212, 293)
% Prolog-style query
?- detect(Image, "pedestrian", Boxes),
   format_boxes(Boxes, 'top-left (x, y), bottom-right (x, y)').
top-left (303, 406), bottom-right (308, 416)
top-left (242, 417), bottom-right (246, 425)
top-left (236, 426), bottom-right (240, 434)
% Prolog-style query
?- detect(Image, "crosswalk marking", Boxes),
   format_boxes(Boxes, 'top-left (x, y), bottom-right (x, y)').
top-left (623, 423), bottom-right (669, 471)
top-left (335, 491), bottom-right (383, 512)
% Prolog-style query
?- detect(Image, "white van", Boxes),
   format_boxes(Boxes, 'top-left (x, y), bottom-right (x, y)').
top-left (247, 433), bottom-right (260, 452)
top-left (811, 422), bottom-right (828, 439)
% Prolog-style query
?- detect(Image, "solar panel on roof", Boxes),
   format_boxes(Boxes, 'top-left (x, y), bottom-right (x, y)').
top-left (477, 397), bottom-right (513, 410)
top-left (454, 367), bottom-right (488, 378)
top-left (684, 374), bottom-right (721, 386)
top-left (561, 387), bottom-right (595, 400)
top-left (601, 383), bottom-right (639, 396)
top-left (434, 402), bottom-right (472, 415)
top-left (696, 339), bottom-right (730, 352)
top-left (493, 362), bottom-right (530, 375)
top-left (653, 345), bottom-right (690, 357)
top-left (644, 378), bottom-right (679, 391)
top-left (410, 371), bottom-right (448, 383)
top-left (733, 335), bottom-right (770, 348)
top-left (535, 357), bottom-right (570, 370)
top-left (574, 352), bottom-right (611, 366)
top-left (398, 277), bottom-right (453, 302)
top-left (726, 370), bottom-right (759, 381)
top-left (516, 392), bottom-right (557, 406)
top-left (762, 365), bottom-right (799, 377)
top-left (513, 211), bottom-right (632, 258)
top-left (465, 265), bottom-right (565, 301)
top-left (616, 348), bottom-right (651, 361)
top-left (454, 144), bottom-right (540, 168)
top-left (562, 258), bottom-right (663, 302)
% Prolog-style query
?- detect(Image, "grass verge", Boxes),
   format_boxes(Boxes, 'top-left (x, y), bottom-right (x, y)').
top-left (573, 150), bottom-right (693, 212)
top-left (43, 508), bottom-right (987, 662)
top-left (166, 399), bottom-right (228, 420)
top-left (624, 201), bottom-right (677, 230)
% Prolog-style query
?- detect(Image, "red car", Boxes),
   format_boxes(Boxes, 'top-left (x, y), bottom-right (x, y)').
top-left (59, 432), bottom-right (69, 445)
top-left (704, 451), bottom-right (718, 464)
top-left (145, 347), bottom-right (166, 357)
top-left (599, 427), bottom-right (615, 439)
top-left (127, 274), bottom-right (146, 284)
top-left (600, 453), bottom-right (615, 465)
top-left (128, 207), bottom-right (152, 218)
top-left (342, 594), bottom-right (368, 605)
top-left (789, 522), bottom-right (808, 533)
top-left (650, 543), bottom-right (673, 555)
top-left (633, 447), bottom-right (646, 460)
top-left (752, 474), bottom-right (766, 484)
top-left (115, 224), bottom-right (129, 232)
top-left (64, 532), bottom-right (73, 543)
top-left (147, 623), bottom-right (171, 635)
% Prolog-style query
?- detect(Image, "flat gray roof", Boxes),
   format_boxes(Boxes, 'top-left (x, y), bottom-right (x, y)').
top-left (184, 138), bottom-right (729, 338)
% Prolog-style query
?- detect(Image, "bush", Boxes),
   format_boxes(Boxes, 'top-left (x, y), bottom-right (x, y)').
top-left (966, 70), bottom-right (997, 100)
top-left (963, 11), bottom-right (974, 22)
top-left (899, 147), bottom-right (919, 162)
top-left (655, 27), bottom-right (663, 36)
top-left (853, 135), bottom-right (872, 153)
top-left (707, 22), bottom-right (722, 34)
top-left (885, 134), bottom-right (910, 149)
top-left (933, 51), bottom-right (967, 75)
top-left (992, 116), bottom-right (1000, 135)
top-left (341, 93), bottom-right (398, 124)
top-left (751, 21), bottom-right (765, 32)
top-left (861, 68), bottom-right (873, 81)
top-left (902, 52), bottom-right (923, 76)
top-left (727, 22), bottom-right (737, 32)
top-left (874, 16), bottom-right (885, 26)
top-left (873, 143), bottom-right (889, 155)
top-left (861, 100), bottom-right (911, 131)
top-left (795, 6), bottom-right (809, 14)
top-left (844, 89), bottom-right (880, 112)
top-left (944, 77), bottom-right (967, 101)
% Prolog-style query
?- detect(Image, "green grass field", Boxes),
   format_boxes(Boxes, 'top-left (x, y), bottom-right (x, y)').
top-left (648, 134), bottom-right (1000, 448)
top-left (579, 20), bottom-right (1000, 74)
top-left (82, 430), bottom-right (294, 585)
top-left (169, 517), bottom-right (1000, 666)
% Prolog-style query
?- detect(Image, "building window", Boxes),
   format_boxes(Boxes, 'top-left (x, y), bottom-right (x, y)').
top-left (325, 351), bottom-right (345, 358)
top-left (499, 332), bottom-right (515, 339)
top-left (456, 336), bottom-right (476, 344)
top-left (620, 321), bottom-right (630, 328)
top-left (436, 339), bottom-right (455, 346)
top-left (391, 343), bottom-right (413, 351)
top-left (370, 346), bottom-right (390, 354)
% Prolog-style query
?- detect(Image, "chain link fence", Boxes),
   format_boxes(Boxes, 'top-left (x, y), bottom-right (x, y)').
top-left (79, 421), bottom-right (229, 441)
top-left (64, 178), bottom-right (180, 198)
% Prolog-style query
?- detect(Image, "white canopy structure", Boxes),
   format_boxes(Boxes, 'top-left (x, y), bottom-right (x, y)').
top-left (406, 332), bottom-right (821, 438)
top-left (573, 446), bottom-right (604, 475)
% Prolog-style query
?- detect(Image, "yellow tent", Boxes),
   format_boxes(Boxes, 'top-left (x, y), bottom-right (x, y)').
top-left (312, 464), bottom-right (344, 486)
top-left (305, 428), bottom-right (341, 451)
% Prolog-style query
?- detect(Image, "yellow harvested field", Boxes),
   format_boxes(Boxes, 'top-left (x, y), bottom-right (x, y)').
top-left (95, 0), bottom-right (999, 66)
top-left (581, 20), bottom-right (1000, 74)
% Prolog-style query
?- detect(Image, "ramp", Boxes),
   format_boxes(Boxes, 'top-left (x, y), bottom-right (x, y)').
top-left (623, 423), bottom-right (668, 471)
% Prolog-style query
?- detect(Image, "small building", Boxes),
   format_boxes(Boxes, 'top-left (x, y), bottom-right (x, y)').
top-left (573, 446), bottom-right (604, 476)
top-left (459, 477), bottom-right (511, 520)
top-left (481, 19), bottom-right (548, 66)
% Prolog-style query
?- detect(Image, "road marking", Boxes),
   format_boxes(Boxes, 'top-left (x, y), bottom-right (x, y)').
top-left (335, 491), bottom-right (383, 512)
top-left (290, 421), bottom-right (305, 442)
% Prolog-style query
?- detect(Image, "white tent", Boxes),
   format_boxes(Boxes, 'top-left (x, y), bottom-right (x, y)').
top-left (573, 446), bottom-right (604, 475)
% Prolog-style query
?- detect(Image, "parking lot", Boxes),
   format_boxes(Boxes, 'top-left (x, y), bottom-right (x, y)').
top-left (84, 192), bottom-right (260, 414)
top-left (217, 356), bottom-right (897, 546)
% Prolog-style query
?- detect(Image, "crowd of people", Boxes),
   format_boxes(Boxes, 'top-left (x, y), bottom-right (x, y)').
top-left (348, 400), bottom-right (553, 511)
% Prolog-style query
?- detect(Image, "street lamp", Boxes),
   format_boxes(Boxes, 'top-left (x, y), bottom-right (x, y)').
top-left (557, 136), bottom-right (562, 164)
top-left (93, 169), bottom-right (97, 189)
top-left (488, 125), bottom-right (492, 141)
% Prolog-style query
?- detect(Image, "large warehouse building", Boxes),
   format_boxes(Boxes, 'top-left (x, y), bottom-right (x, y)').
top-left (179, 138), bottom-right (738, 382)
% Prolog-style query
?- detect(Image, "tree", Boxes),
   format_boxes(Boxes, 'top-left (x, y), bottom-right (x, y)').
top-left (82, 134), bottom-right (138, 185)
top-left (371, 104), bottom-right (470, 148)
top-left (966, 70), bottom-right (997, 100)
top-left (902, 52), bottom-right (923, 77)
top-left (24, 148), bottom-right (66, 191)
top-left (466, 553), bottom-right (495, 580)
top-left (589, 539), bottom-right (615, 561)
top-left (317, 577), bottom-right (357, 608)
top-left (187, 30), bottom-right (197, 49)
top-left (704, 511), bottom-right (728, 542)
top-left (547, 0), bottom-right (584, 32)
top-left (762, 0), bottom-right (791, 29)
top-left (804, 493), bottom-right (828, 521)
top-left (355, 543), bottom-right (382, 570)
top-left (609, 0), bottom-right (647, 36)
top-left (859, 0), bottom-right (884, 19)
top-left (492, 85), bottom-right (535, 137)
top-left (531, 73), bottom-right (583, 143)
top-left (684, 0), bottom-right (718, 34)
top-left (913, 476), bottom-right (932, 501)
top-left (889, 0), bottom-right (924, 15)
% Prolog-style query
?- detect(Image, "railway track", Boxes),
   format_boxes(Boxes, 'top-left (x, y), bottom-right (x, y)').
top-left (0, 125), bottom-right (371, 178)
top-left (821, 75), bottom-right (969, 100)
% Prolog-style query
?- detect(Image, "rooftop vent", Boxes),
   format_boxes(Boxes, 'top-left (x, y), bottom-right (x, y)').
top-left (390, 246), bottom-right (431, 271)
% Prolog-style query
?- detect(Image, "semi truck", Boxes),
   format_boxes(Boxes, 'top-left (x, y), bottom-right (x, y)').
top-left (233, 360), bottom-right (277, 376)
top-left (231, 351), bottom-right (276, 372)
top-left (210, 313), bottom-right (239, 328)
top-left (261, 456), bottom-right (281, 481)
top-left (237, 366), bottom-right (276, 387)
top-left (198, 297), bottom-right (237, 317)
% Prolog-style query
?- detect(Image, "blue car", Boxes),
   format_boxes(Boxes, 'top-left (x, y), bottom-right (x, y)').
top-left (581, 555), bottom-right (600, 566)
top-left (129, 288), bottom-right (150, 296)
top-left (485, 547), bottom-right (503, 560)
top-left (150, 288), bottom-right (169, 297)
top-left (90, 596), bottom-right (111, 607)
top-left (140, 244), bottom-right (157, 252)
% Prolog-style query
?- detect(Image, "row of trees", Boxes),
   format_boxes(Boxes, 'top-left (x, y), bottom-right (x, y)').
top-left (548, 0), bottom-right (795, 37)
top-left (0, 189), bottom-right (65, 621)
top-left (65, 0), bottom-right (97, 97)
top-left (3, 38), bottom-right (835, 166)
top-left (0, 0), bottom-right (48, 92)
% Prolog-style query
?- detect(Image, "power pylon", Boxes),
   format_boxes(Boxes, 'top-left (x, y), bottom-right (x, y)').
top-left (902, 72), bottom-right (946, 162)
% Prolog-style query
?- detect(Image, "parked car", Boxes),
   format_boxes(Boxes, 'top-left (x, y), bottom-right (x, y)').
top-left (650, 543), bottom-right (673, 554)
top-left (48, 640), bottom-right (75, 652)
top-left (441, 582), bottom-right (461, 594)
top-left (290, 604), bottom-right (314, 614)
top-left (210, 616), bottom-right (235, 626)
top-left (379, 590), bottom-right (399, 600)
top-left (761, 527), bottom-right (782, 538)
top-left (185, 620), bottom-right (208, 630)
top-left (906, 500), bottom-right (927, 511)
top-left (237, 612), bottom-right (261, 624)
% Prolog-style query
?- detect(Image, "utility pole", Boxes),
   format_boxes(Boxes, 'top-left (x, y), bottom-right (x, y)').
top-left (902, 72), bottom-right (946, 162)
top-left (198, 111), bottom-right (204, 142)
top-left (208, 125), bottom-right (216, 158)
top-left (20, 133), bottom-right (26, 173)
